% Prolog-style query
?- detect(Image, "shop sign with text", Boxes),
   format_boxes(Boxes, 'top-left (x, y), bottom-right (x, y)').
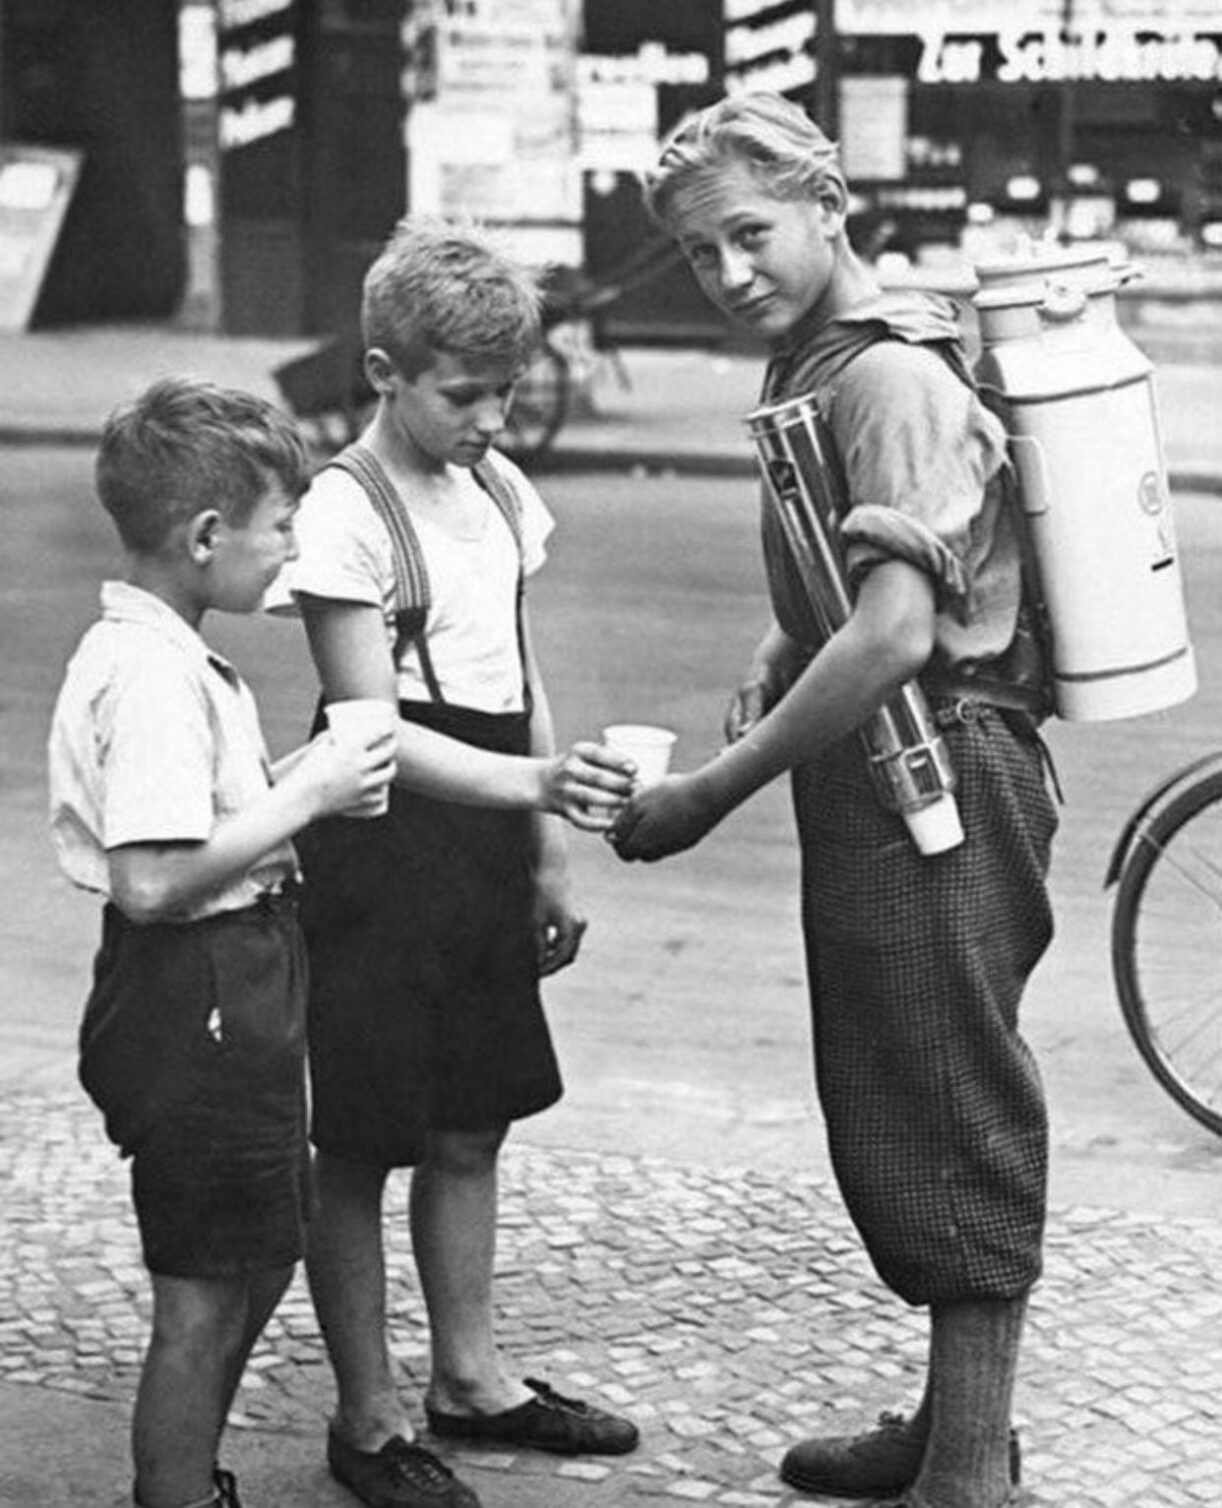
top-left (839, 1), bottom-right (1222, 33)
top-left (917, 27), bottom-right (1222, 84)
top-left (217, 0), bottom-right (298, 152)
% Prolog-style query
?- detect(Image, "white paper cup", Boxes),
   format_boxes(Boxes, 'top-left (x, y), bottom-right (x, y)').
top-left (902, 793), bottom-right (965, 856)
top-left (325, 698), bottom-right (397, 817)
top-left (602, 724), bottom-right (677, 788)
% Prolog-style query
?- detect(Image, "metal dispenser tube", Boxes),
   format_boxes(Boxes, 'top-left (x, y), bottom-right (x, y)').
top-left (746, 393), bottom-right (963, 857)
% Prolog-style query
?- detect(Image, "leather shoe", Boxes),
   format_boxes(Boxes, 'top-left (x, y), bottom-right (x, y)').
top-left (327, 1429), bottom-right (481, 1508)
top-left (426, 1377), bottom-right (639, 1457)
top-left (213, 1469), bottom-right (242, 1508)
top-left (779, 1411), bottom-right (1021, 1499)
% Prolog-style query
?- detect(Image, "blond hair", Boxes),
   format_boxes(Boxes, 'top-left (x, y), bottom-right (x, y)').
top-left (361, 216), bottom-right (543, 380)
top-left (643, 92), bottom-right (845, 228)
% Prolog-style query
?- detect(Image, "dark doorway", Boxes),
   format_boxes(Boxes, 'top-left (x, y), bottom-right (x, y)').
top-left (0, 0), bottom-right (184, 324)
top-left (299, 0), bottom-right (407, 335)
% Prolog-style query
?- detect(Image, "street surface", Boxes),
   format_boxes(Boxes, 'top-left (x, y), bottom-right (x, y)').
top-left (3, 442), bottom-right (1221, 1508)
top-left (4, 444), bottom-right (1221, 1217)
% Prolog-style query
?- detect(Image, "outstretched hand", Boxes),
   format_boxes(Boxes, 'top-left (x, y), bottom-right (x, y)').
top-left (607, 772), bottom-right (722, 863)
top-left (544, 741), bottom-right (637, 832)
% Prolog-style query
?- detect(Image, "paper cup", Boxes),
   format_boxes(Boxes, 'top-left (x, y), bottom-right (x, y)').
top-left (602, 724), bottom-right (677, 788)
top-left (325, 698), bottom-right (397, 817)
top-left (902, 793), bottom-right (965, 857)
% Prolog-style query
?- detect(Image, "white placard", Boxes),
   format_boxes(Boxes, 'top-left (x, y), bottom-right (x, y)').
top-left (839, 77), bottom-right (908, 182)
top-left (0, 145), bottom-right (82, 331)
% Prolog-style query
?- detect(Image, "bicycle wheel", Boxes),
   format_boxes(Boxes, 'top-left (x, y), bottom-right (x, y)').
top-left (1111, 769), bottom-right (1222, 1136)
top-left (500, 342), bottom-right (569, 460)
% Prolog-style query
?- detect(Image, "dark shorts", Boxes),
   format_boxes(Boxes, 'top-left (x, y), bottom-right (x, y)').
top-left (78, 894), bottom-right (310, 1279)
top-left (297, 700), bottom-right (563, 1168)
top-left (794, 706), bottom-right (1058, 1307)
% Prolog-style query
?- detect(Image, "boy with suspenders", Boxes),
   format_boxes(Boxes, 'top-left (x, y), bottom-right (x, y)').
top-left (269, 218), bottom-right (637, 1508)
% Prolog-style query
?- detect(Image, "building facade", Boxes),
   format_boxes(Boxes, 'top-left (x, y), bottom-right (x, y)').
top-left (0, 0), bottom-right (407, 333)
top-left (0, 0), bottom-right (1217, 335)
top-left (828, 0), bottom-right (1222, 261)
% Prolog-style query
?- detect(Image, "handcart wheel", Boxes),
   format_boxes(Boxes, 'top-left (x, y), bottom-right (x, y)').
top-left (500, 342), bottom-right (570, 460)
top-left (1110, 767), bottom-right (1222, 1137)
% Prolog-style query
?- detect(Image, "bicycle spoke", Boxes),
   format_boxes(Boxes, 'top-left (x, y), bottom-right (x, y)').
top-left (1138, 829), bottom-right (1222, 909)
top-left (1113, 777), bottom-right (1222, 1136)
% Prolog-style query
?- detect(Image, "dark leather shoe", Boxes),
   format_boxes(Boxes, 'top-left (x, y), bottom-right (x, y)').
top-left (213, 1468), bottom-right (242, 1508)
top-left (327, 1430), bottom-right (481, 1508)
top-left (779, 1411), bottom-right (1021, 1499)
top-left (426, 1377), bottom-right (639, 1457)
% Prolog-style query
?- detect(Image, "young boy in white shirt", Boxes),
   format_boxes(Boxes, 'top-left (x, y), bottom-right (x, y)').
top-left (49, 377), bottom-right (396, 1508)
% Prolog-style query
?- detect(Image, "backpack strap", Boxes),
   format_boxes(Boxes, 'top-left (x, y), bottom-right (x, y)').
top-left (322, 445), bottom-right (444, 703)
top-left (765, 324), bottom-right (1053, 721)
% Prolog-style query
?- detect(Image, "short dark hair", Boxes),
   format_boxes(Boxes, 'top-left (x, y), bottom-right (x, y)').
top-left (95, 377), bottom-right (312, 554)
top-left (361, 216), bottom-right (542, 380)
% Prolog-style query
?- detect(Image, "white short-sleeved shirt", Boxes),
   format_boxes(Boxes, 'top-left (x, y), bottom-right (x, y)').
top-left (48, 581), bottom-right (297, 918)
top-left (267, 450), bottom-right (553, 713)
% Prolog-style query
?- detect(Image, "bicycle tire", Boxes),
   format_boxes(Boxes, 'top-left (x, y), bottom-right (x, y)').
top-left (500, 344), bottom-right (570, 460)
top-left (1110, 768), bottom-right (1222, 1137)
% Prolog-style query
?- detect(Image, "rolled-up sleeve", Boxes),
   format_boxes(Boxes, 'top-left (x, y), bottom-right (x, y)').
top-left (829, 343), bottom-right (1008, 616)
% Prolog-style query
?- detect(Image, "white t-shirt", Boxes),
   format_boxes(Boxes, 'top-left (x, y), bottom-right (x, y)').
top-left (269, 450), bottom-right (553, 714)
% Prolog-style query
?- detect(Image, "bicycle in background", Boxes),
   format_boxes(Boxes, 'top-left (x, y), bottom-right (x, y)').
top-left (274, 239), bottom-right (681, 464)
top-left (1106, 752), bottom-right (1222, 1136)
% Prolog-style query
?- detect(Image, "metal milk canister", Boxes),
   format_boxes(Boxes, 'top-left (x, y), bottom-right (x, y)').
top-left (972, 245), bottom-right (1196, 721)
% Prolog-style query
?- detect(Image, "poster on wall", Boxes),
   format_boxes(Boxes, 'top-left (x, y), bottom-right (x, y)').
top-left (839, 77), bottom-right (908, 182)
top-left (404, 0), bottom-right (582, 267)
top-left (0, 146), bottom-right (82, 332)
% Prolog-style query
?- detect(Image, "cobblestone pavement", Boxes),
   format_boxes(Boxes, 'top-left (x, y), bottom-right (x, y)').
top-left (2, 1086), bottom-right (1220, 1508)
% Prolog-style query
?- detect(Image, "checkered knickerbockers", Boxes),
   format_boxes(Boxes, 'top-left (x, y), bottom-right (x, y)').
top-left (793, 706), bottom-right (1058, 1306)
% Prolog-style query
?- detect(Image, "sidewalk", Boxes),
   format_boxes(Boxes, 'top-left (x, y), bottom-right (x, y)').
top-left (3, 1079), bottom-right (1220, 1508)
top-left (2, 321), bottom-right (1221, 1508)
top-left (0, 320), bottom-right (1220, 494)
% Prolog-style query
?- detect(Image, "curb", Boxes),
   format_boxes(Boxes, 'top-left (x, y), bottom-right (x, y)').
top-left (534, 444), bottom-right (756, 478)
top-left (4, 423), bottom-right (1222, 497)
top-left (0, 424), bottom-right (100, 448)
top-left (528, 444), bottom-right (1222, 498)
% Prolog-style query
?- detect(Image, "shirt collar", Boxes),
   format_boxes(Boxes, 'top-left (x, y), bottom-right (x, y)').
top-left (99, 581), bottom-right (240, 685)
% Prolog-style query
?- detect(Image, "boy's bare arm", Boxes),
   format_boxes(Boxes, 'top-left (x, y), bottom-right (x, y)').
top-left (613, 561), bottom-right (936, 860)
top-left (521, 610), bottom-right (588, 974)
top-left (297, 593), bottom-right (633, 821)
top-left (107, 731), bottom-right (394, 923)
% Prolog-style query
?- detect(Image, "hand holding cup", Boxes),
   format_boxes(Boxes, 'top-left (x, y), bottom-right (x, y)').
top-left (601, 724), bottom-right (677, 789)
top-left (324, 698), bottom-right (398, 818)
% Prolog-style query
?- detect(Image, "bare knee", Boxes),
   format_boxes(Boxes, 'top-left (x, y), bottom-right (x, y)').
top-left (149, 1274), bottom-right (249, 1366)
top-left (423, 1125), bottom-right (508, 1178)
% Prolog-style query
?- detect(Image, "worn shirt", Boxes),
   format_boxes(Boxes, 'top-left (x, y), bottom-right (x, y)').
top-left (760, 290), bottom-right (1022, 681)
top-left (267, 449), bottom-right (552, 714)
top-left (49, 581), bottom-right (297, 919)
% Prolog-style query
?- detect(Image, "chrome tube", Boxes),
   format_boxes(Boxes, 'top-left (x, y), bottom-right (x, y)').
top-left (746, 392), bottom-right (963, 856)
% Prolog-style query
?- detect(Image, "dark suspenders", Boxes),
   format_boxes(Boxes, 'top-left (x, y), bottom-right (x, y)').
top-left (323, 444), bottom-right (529, 710)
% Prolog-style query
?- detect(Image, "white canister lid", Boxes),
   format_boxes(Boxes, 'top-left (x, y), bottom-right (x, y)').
top-left (974, 242), bottom-right (1112, 289)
